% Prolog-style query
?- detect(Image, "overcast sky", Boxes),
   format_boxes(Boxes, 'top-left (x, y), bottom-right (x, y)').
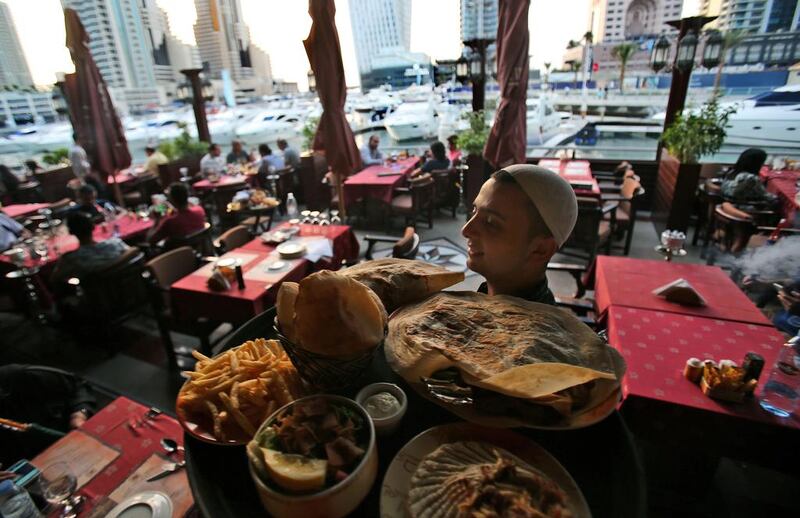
top-left (6, 0), bottom-right (701, 89)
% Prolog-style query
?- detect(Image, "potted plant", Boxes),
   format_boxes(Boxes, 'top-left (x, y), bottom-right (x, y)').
top-left (456, 110), bottom-right (490, 215)
top-left (654, 97), bottom-right (735, 233)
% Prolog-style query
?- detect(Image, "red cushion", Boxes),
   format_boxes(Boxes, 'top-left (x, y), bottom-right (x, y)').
top-left (391, 194), bottom-right (413, 210)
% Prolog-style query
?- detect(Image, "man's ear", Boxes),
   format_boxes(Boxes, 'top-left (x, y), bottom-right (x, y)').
top-left (526, 235), bottom-right (558, 264)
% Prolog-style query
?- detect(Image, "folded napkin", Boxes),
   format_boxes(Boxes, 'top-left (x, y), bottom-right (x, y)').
top-left (653, 278), bottom-right (706, 307)
top-left (207, 270), bottom-right (231, 291)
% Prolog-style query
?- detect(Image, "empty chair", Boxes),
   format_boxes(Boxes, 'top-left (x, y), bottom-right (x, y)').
top-left (162, 221), bottom-right (214, 258)
top-left (560, 196), bottom-right (616, 263)
top-left (144, 246), bottom-right (228, 369)
top-left (430, 168), bottom-right (459, 218)
top-left (214, 225), bottom-right (251, 254)
top-left (363, 226), bottom-right (420, 261)
top-left (390, 174), bottom-right (435, 230)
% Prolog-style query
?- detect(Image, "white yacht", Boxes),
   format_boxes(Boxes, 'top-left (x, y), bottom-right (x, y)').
top-left (526, 97), bottom-right (563, 145)
top-left (383, 99), bottom-right (438, 141)
top-left (234, 108), bottom-right (303, 145)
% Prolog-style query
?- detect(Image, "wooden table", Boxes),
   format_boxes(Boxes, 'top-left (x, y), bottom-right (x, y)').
top-left (31, 396), bottom-right (193, 517)
top-left (537, 159), bottom-right (601, 197)
top-left (192, 175), bottom-right (248, 192)
top-left (342, 157), bottom-right (419, 207)
top-left (591, 256), bottom-right (770, 325)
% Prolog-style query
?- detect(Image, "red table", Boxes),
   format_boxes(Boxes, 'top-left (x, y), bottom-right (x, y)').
top-left (537, 159), bottom-right (601, 197)
top-left (1, 203), bottom-right (50, 220)
top-left (193, 175), bottom-right (248, 192)
top-left (592, 256), bottom-right (770, 325)
top-left (31, 396), bottom-right (193, 517)
top-left (0, 215), bottom-right (154, 270)
top-left (342, 157), bottom-right (419, 206)
top-left (607, 306), bottom-right (796, 428)
top-left (107, 167), bottom-right (148, 186)
top-left (759, 167), bottom-right (799, 221)
top-left (240, 223), bottom-right (359, 267)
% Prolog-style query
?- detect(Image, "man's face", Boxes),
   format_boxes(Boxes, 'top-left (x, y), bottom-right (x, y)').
top-left (461, 179), bottom-right (549, 285)
top-left (211, 145), bottom-right (221, 157)
top-left (369, 136), bottom-right (379, 150)
top-left (79, 190), bottom-right (96, 206)
top-left (277, 141), bottom-right (286, 151)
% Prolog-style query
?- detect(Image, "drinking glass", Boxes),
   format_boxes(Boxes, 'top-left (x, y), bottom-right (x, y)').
top-left (33, 239), bottom-right (49, 263)
top-left (319, 213), bottom-right (330, 226)
top-left (300, 210), bottom-right (311, 224)
top-left (330, 209), bottom-right (341, 224)
top-left (310, 211), bottom-right (320, 225)
top-left (40, 462), bottom-right (77, 511)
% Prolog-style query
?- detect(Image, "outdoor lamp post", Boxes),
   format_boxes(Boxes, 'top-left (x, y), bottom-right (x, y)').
top-left (456, 56), bottom-right (469, 81)
top-left (201, 80), bottom-right (214, 102)
top-left (650, 36), bottom-right (671, 73)
top-left (180, 68), bottom-right (211, 144)
top-left (675, 31), bottom-right (699, 72)
top-left (702, 30), bottom-right (723, 69)
top-left (463, 38), bottom-right (493, 112)
top-left (307, 70), bottom-right (316, 93)
top-left (52, 83), bottom-right (69, 119)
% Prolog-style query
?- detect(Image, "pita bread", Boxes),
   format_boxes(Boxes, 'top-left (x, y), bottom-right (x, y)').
top-left (386, 292), bottom-right (622, 416)
top-left (340, 258), bottom-right (464, 313)
top-left (276, 282), bottom-right (299, 342)
top-left (293, 270), bottom-right (387, 357)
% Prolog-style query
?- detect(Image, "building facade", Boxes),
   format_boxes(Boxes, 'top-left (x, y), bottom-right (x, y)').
top-left (590, 0), bottom-right (684, 43)
top-left (0, 1), bottom-right (34, 89)
top-left (0, 91), bottom-right (57, 127)
top-left (460, 0), bottom-right (498, 41)
top-left (348, 0), bottom-right (413, 82)
top-left (704, 0), bottom-right (800, 32)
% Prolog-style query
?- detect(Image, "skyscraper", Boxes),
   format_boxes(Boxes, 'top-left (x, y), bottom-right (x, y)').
top-left (348, 0), bottom-right (412, 76)
top-left (705, 0), bottom-right (799, 32)
top-left (590, 0), bottom-right (684, 43)
top-left (193, 0), bottom-right (270, 82)
top-left (0, 1), bottom-right (34, 88)
top-left (460, 0), bottom-right (498, 41)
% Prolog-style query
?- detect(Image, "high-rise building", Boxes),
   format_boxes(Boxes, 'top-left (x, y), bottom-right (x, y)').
top-left (348, 0), bottom-right (412, 76)
top-left (704, 0), bottom-right (799, 32)
top-left (460, 0), bottom-right (498, 41)
top-left (193, 0), bottom-right (270, 82)
top-left (590, 0), bottom-right (684, 43)
top-left (0, 1), bottom-right (34, 89)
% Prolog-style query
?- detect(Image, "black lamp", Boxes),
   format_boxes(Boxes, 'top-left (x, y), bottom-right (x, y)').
top-left (307, 70), bottom-right (316, 92)
top-left (176, 82), bottom-right (191, 103)
top-left (702, 30), bottom-right (723, 69)
top-left (650, 35), bottom-right (671, 72)
top-left (456, 56), bottom-right (469, 79)
top-left (676, 31), bottom-right (698, 72)
top-left (469, 52), bottom-right (482, 78)
top-left (201, 80), bottom-right (214, 102)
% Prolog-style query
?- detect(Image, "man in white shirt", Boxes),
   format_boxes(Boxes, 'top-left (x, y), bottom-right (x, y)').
top-left (200, 143), bottom-right (226, 176)
top-left (277, 138), bottom-right (300, 169)
top-left (360, 134), bottom-right (384, 167)
top-left (69, 133), bottom-right (91, 180)
top-left (257, 144), bottom-right (285, 174)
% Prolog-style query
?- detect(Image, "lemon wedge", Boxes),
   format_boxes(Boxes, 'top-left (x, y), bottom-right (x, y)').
top-left (261, 448), bottom-right (327, 492)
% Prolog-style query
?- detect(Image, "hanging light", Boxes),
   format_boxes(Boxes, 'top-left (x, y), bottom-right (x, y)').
top-left (307, 70), bottom-right (316, 92)
top-left (201, 80), bottom-right (214, 102)
top-left (176, 82), bottom-right (191, 103)
top-left (456, 56), bottom-right (469, 79)
top-left (650, 35), bottom-right (671, 72)
top-left (702, 30), bottom-right (723, 69)
top-left (469, 51), bottom-right (482, 78)
top-left (676, 31), bottom-right (699, 72)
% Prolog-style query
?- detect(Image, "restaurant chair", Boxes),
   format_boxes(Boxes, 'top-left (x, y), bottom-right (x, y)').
top-left (214, 225), bottom-right (251, 254)
top-left (363, 226), bottom-right (420, 261)
top-left (547, 262), bottom-right (597, 329)
top-left (59, 247), bottom-right (147, 343)
top-left (162, 222), bottom-right (214, 258)
top-left (11, 180), bottom-right (43, 203)
top-left (693, 180), bottom-right (724, 247)
top-left (33, 166), bottom-right (76, 202)
top-left (705, 203), bottom-right (757, 265)
top-left (560, 197), bottom-right (617, 263)
top-left (274, 167), bottom-right (297, 214)
top-left (390, 174), bottom-right (435, 230)
top-left (143, 246), bottom-right (228, 369)
top-left (430, 168), bottom-right (459, 218)
top-left (211, 184), bottom-right (247, 229)
top-left (601, 178), bottom-right (645, 256)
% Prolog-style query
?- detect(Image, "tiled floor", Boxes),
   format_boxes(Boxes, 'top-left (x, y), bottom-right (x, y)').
top-left (1, 208), bottom-right (798, 517)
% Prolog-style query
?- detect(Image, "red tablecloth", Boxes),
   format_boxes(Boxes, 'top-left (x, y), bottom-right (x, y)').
top-left (342, 157), bottom-right (419, 206)
top-left (759, 167), bottom-right (799, 221)
top-left (193, 175), bottom-right (248, 192)
top-left (593, 256), bottom-right (770, 325)
top-left (32, 396), bottom-right (193, 517)
top-left (107, 167), bottom-right (147, 186)
top-left (1, 203), bottom-right (50, 220)
top-left (240, 223), bottom-right (359, 267)
top-left (0, 214), bottom-right (154, 270)
top-left (607, 306), bottom-right (797, 429)
top-left (537, 159), bottom-right (601, 197)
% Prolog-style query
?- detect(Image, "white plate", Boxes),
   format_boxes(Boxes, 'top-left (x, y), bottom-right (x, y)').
top-left (267, 260), bottom-right (287, 270)
top-left (379, 423), bottom-right (591, 518)
top-left (276, 242), bottom-right (307, 259)
top-left (106, 491), bottom-right (173, 518)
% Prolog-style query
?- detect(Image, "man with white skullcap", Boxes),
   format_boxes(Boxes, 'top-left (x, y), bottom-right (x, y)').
top-left (462, 164), bottom-right (578, 303)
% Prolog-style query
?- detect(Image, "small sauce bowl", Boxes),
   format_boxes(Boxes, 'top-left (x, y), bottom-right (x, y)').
top-left (355, 383), bottom-right (407, 436)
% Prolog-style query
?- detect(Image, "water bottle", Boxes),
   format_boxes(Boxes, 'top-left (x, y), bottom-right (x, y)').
top-left (285, 193), bottom-right (299, 219)
top-left (759, 336), bottom-right (800, 418)
top-left (0, 480), bottom-right (42, 518)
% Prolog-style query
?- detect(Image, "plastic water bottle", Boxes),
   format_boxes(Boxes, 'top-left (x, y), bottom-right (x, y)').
top-left (285, 193), bottom-right (299, 219)
top-left (0, 480), bottom-right (42, 518)
top-left (759, 336), bottom-right (800, 418)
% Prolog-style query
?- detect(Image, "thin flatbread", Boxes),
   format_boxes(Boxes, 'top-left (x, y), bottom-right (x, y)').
top-left (341, 258), bottom-right (464, 313)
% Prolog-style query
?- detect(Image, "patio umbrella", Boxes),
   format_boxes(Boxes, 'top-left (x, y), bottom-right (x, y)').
top-left (63, 8), bottom-right (131, 204)
top-left (303, 0), bottom-right (361, 216)
top-left (483, 0), bottom-right (530, 168)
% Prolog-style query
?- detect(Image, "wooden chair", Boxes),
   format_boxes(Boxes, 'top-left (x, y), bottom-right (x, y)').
top-left (143, 246), bottom-right (228, 369)
top-left (706, 203), bottom-right (800, 265)
top-left (602, 178), bottom-right (645, 256)
top-left (547, 262), bottom-right (597, 328)
top-left (11, 181), bottom-right (43, 203)
top-left (162, 221), bottom-right (214, 258)
top-left (157, 157), bottom-right (201, 188)
top-left (390, 174), bottom-right (435, 229)
top-left (560, 197), bottom-right (616, 263)
top-left (693, 179), bottom-right (724, 247)
top-left (214, 225), bottom-right (251, 254)
top-left (363, 227), bottom-right (420, 261)
top-left (34, 166), bottom-right (76, 202)
top-left (430, 168), bottom-right (459, 218)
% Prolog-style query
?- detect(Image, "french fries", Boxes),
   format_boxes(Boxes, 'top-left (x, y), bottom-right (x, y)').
top-left (177, 338), bottom-right (305, 442)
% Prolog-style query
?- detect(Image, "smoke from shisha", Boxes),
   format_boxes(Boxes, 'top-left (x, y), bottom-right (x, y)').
top-left (734, 236), bottom-right (800, 281)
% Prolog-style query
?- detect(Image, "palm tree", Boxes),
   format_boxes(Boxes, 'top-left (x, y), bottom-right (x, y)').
top-left (571, 61), bottom-right (582, 88)
top-left (583, 31), bottom-right (593, 45)
top-left (714, 30), bottom-right (747, 92)
top-left (611, 42), bottom-right (637, 93)
top-left (566, 40), bottom-right (579, 50)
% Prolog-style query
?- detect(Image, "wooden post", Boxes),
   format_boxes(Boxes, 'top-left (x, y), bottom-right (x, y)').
top-left (110, 170), bottom-right (124, 207)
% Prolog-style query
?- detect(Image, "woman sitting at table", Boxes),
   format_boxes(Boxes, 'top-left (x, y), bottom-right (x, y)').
top-left (722, 148), bottom-right (767, 180)
top-left (462, 164), bottom-right (577, 303)
top-left (50, 212), bottom-right (129, 286)
top-left (146, 182), bottom-right (206, 245)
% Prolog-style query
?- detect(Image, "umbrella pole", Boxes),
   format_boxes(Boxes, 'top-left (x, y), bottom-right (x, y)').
top-left (110, 170), bottom-right (124, 207)
top-left (336, 169), bottom-right (346, 218)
